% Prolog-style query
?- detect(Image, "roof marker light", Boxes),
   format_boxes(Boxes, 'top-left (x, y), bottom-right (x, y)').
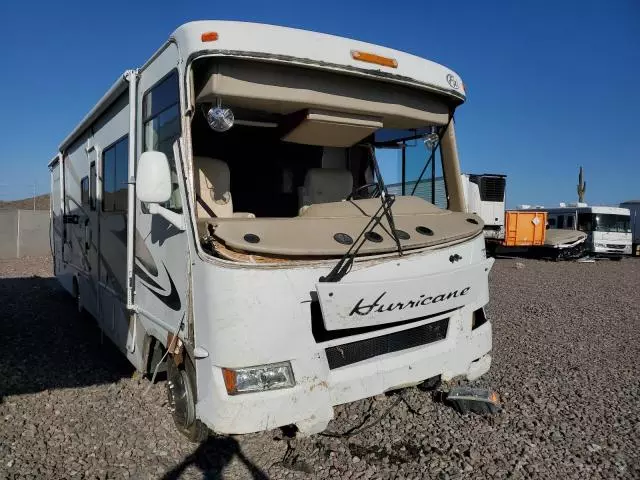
top-left (201, 31), bottom-right (219, 42)
top-left (351, 50), bottom-right (398, 68)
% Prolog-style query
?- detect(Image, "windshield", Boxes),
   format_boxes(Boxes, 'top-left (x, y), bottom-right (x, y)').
top-left (577, 213), bottom-right (631, 233)
top-left (375, 128), bottom-right (448, 209)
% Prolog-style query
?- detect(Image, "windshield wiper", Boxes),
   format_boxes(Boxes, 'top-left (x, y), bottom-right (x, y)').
top-left (320, 145), bottom-right (402, 283)
top-left (319, 197), bottom-right (397, 282)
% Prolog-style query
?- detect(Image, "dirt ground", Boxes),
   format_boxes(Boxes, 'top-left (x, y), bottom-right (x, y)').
top-left (1, 256), bottom-right (639, 479)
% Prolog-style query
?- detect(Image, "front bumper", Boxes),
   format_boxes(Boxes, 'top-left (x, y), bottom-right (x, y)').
top-left (593, 244), bottom-right (631, 256)
top-left (196, 306), bottom-right (492, 435)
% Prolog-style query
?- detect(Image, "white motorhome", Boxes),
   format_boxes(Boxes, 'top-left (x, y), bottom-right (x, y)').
top-left (619, 200), bottom-right (640, 256)
top-left (543, 204), bottom-right (632, 257)
top-left (49, 21), bottom-right (494, 441)
top-left (460, 173), bottom-right (506, 241)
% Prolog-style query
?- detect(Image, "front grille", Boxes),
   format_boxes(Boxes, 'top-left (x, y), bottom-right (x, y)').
top-left (325, 319), bottom-right (449, 370)
top-left (606, 244), bottom-right (624, 249)
top-left (478, 177), bottom-right (506, 202)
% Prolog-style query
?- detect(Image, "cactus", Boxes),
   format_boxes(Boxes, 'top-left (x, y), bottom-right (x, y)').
top-left (577, 166), bottom-right (586, 203)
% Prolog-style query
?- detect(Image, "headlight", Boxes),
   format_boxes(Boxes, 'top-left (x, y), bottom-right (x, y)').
top-left (595, 242), bottom-right (605, 248)
top-left (222, 362), bottom-right (295, 395)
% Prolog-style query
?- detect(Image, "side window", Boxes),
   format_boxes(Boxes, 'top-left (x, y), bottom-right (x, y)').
top-left (567, 215), bottom-right (574, 229)
top-left (557, 215), bottom-right (565, 229)
top-left (89, 162), bottom-right (96, 210)
top-left (142, 70), bottom-right (182, 212)
top-left (81, 177), bottom-right (89, 206)
top-left (577, 213), bottom-right (593, 231)
top-left (114, 138), bottom-right (129, 211)
top-left (376, 129), bottom-right (448, 209)
top-left (102, 136), bottom-right (129, 212)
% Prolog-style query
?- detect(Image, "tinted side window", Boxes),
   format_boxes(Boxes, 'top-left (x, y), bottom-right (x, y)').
top-left (114, 138), bottom-right (129, 211)
top-left (567, 215), bottom-right (574, 228)
top-left (578, 213), bottom-right (593, 231)
top-left (102, 136), bottom-right (128, 212)
top-left (89, 162), bottom-right (96, 210)
top-left (143, 70), bottom-right (182, 212)
top-left (81, 177), bottom-right (89, 206)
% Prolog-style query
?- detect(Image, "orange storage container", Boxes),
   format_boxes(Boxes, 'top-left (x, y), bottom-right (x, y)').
top-left (504, 211), bottom-right (547, 247)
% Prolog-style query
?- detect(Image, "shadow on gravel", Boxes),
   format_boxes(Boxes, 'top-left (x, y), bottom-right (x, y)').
top-left (161, 435), bottom-right (269, 480)
top-left (0, 276), bottom-right (134, 402)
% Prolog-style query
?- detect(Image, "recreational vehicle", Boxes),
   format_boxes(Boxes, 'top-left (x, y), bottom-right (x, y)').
top-left (49, 21), bottom-right (494, 441)
top-left (619, 200), bottom-right (640, 256)
top-left (544, 205), bottom-right (631, 257)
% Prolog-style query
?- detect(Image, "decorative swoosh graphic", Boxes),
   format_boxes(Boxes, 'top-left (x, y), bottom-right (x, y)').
top-left (108, 219), bottom-right (182, 311)
top-left (141, 264), bottom-right (181, 311)
top-left (134, 264), bottom-right (163, 291)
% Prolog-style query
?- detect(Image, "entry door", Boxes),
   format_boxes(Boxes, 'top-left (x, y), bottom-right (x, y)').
top-left (62, 155), bottom-right (75, 265)
top-left (51, 161), bottom-right (63, 274)
top-left (133, 44), bottom-right (190, 339)
top-left (85, 154), bottom-right (100, 316)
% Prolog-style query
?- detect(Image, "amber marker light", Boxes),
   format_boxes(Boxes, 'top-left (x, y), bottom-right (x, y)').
top-left (351, 50), bottom-right (398, 68)
top-left (201, 31), bottom-right (219, 42)
top-left (222, 368), bottom-right (237, 394)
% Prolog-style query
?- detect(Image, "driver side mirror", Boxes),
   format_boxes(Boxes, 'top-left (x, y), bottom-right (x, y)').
top-left (136, 151), bottom-right (185, 231)
top-left (136, 151), bottom-right (172, 204)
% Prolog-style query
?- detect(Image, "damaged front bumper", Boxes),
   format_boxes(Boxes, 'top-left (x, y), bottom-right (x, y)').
top-left (197, 305), bottom-right (492, 435)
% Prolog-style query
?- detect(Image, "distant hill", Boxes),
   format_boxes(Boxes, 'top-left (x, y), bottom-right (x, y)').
top-left (0, 194), bottom-right (50, 211)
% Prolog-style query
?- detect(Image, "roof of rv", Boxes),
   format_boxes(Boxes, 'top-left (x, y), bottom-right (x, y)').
top-left (543, 206), bottom-right (631, 215)
top-left (171, 21), bottom-right (466, 101)
top-left (57, 21), bottom-right (465, 153)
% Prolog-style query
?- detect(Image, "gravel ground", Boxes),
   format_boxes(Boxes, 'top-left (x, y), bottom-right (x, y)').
top-left (1, 256), bottom-right (639, 479)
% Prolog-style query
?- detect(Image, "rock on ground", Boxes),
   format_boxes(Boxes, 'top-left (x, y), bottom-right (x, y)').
top-left (0, 256), bottom-right (639, 479)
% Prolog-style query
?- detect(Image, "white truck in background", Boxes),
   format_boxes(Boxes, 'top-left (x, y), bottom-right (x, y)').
top-left (460, 173), bottom-right (506, 242)
top-left (543, 205), bottom-right (632, 258)
top-left (619, 200), bottom-right (640, 256)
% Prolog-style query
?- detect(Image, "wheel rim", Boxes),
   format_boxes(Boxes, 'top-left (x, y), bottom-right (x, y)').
top-left (167, 363), bottom-right (196, 430)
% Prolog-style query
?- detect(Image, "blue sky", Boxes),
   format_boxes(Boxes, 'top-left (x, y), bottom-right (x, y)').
top-left (0, 0), bottom-right (637, 207)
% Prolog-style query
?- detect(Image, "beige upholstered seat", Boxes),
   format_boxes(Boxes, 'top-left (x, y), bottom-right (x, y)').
top-left (298, 168), bottom-right (353, 212)
top-left (194, 156), bottom-right (254, 218)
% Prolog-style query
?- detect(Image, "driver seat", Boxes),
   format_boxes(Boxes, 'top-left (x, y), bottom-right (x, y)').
top-left (194, 156), bottom-right (254, 218)
top-left (298, 168), bottom-right (353, 214)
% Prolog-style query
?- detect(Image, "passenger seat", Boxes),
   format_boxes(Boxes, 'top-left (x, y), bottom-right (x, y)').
top-left (194, 156), bottom-right (254, 218)
top-left (298, 168), bottom-right (354, 212)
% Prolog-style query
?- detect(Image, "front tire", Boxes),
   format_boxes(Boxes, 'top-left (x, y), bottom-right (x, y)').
top-left (167, 355), bottom-right (209, 443)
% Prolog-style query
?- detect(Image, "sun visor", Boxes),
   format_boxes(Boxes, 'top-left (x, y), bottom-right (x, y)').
top-left (281, 110), bottom-right (382, 147)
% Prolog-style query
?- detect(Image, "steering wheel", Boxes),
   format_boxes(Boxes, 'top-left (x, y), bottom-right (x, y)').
top-left (348, 183), bottom-right (381, 200)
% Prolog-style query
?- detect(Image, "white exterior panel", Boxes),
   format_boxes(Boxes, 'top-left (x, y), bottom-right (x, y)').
top-left (191, 235), bottom-right (492, 434)
top-left (171, 21), bottom-right (466, 102)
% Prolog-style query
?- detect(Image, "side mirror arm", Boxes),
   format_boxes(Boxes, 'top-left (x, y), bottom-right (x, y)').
top-left (147, 203), bottom-right (186, 231)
